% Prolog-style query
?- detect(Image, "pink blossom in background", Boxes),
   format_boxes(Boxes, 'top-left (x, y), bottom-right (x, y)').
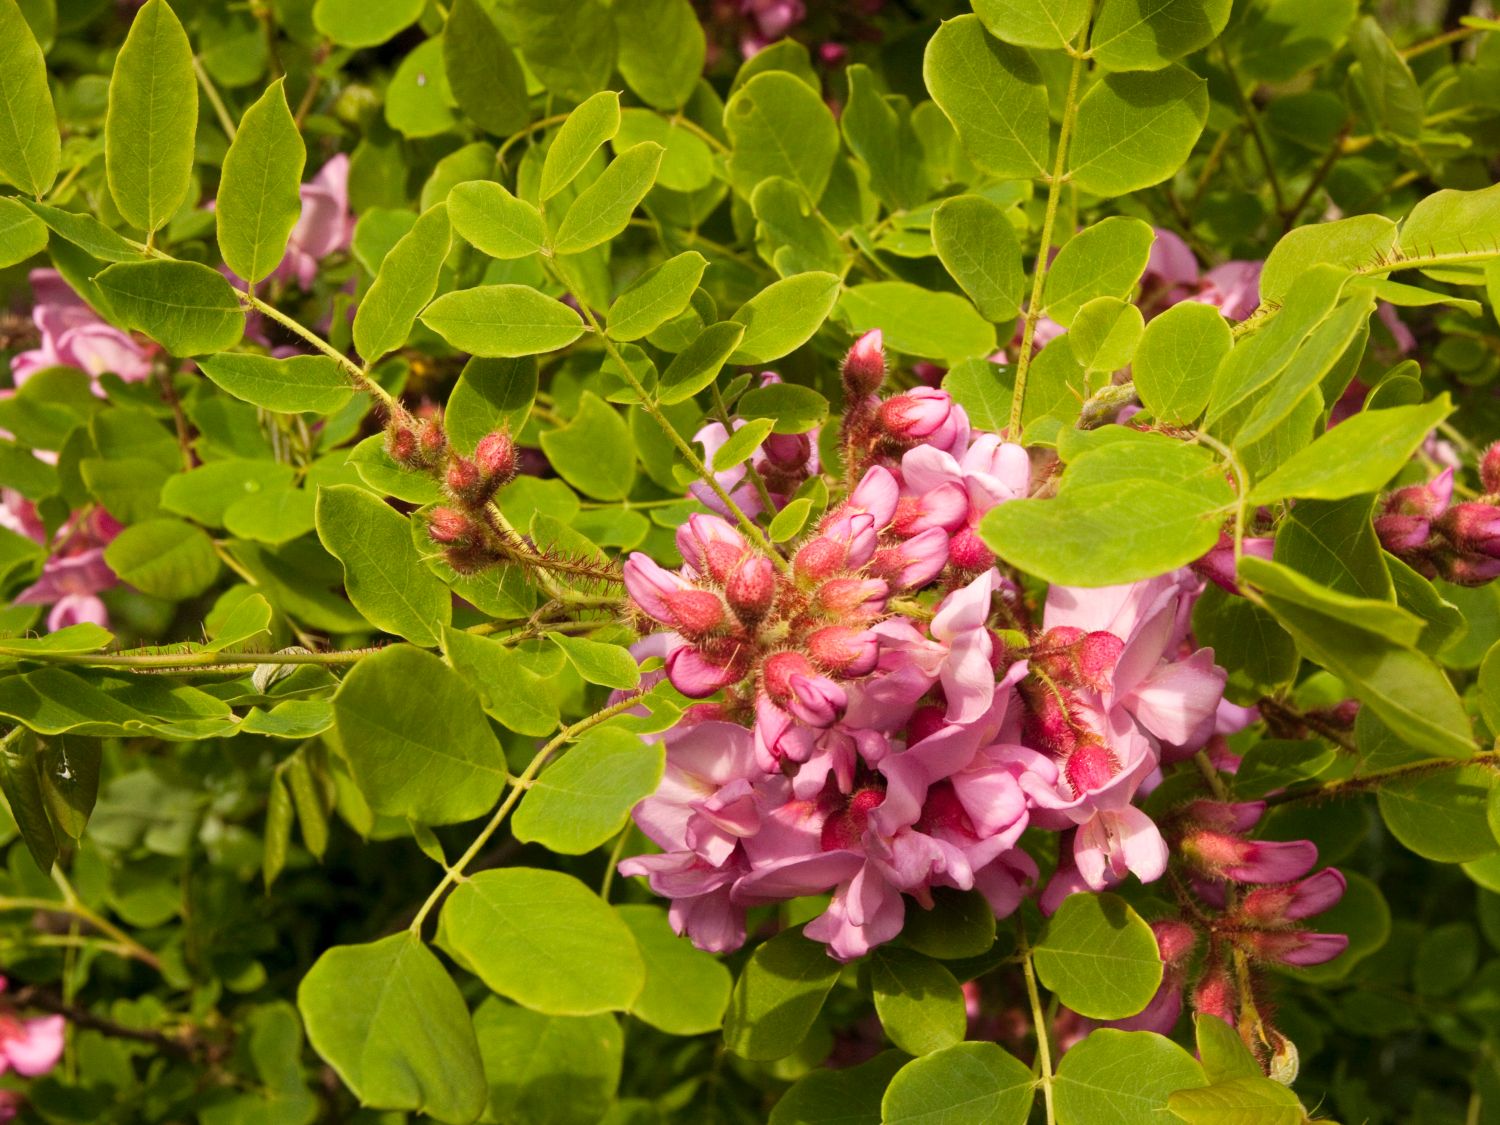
top-left (1, 490), bottom-right (119, 631)
top-left (10, 270), bottom-right (154, 388)
top-left (274, 154), bottom-right (355, 291)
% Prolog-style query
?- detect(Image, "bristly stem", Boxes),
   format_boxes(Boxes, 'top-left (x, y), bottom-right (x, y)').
top-left (1218, 42), bottom-right (1286, 218)
top-left (1019, 923), bottom-right (1057, 1125)
top-left (408, 694), bottom-right (646, 935)
top-left (1008, 5), bottom-right (1093, 440)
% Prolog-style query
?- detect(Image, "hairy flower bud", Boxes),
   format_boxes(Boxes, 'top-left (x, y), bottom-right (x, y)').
top-left (876, 388), bottom-right (969, 455)
top-left (1237, 868), bottom-right (1347, 927)
top-left (428, 506), bottom-right (476, 546)
top-left (1191, 965), bottom-right (1237, 1025)
top-left (474, 430), bottom-right (518, 486)
top-left (1374, 511), bottom-right (1432, 556)
top-left (417, 416), bottom-right (448, 463)
top-left (946, 525), bottom-right (996, 572)
top-left (814, 576), bottom-right (889, 619)
top-left (1241, 929), bottom-right (1349, 967)
top-left (725, 555), bottom-right (776, 624)
top-left (1152, 920), bottom-right (1198, 969)
top-left (1439, 501), bottom-right (1500, 559)
top-left (660, 589), bottom-right (728, 638)
top-left (385, 421), bottom-right (420, 468)
top-left (1032, 626), bottom-right (1125, 692)
top-left (445, 456), bottom-right (492, 506)
top-left (1181, 829), bottom-right (1317, 885)
top-left (806, 626), bottom-right (879, 678)
top-left (1483, 442), bottom-right (1500, 496)
top-left (841, 329), bottom-right (886, 396)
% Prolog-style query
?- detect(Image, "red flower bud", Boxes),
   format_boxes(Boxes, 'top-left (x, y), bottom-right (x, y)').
top-left (947, 526), bottom-right (996, 572)
top-left (1483, 442), bottom-right (1500, 496)
top-left (1062, 740), bottom-right (1120, 796)
top-left (725, 555), bottom-right (776, 623)
top-left (1032, 626), bottom-right (1124, 692)
top-left (806, 626), bottom-right (879, 678)
top-left (428, 506), bottom-right (476, 546)
top-left (417, 417), bottom-right (448, 462)
top-left (475, 430), bottom-right (518, 485)
top-left (1191, 965), bottom-right (1237, 1025)
top-left (841, 329), bottom-right (886, 396)
top-left (1439, 501), bottom-right (1500, 559)
top-left (446, 456), bottom-right (495, 507)
top-left (1152, 920), bottom-right (1197, 969)
top-left (385, 422), bottom-right (419, 467)
top-left (659, 589), bottom-right (727, 637)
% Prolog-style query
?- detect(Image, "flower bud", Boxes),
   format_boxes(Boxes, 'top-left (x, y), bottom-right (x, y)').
top-left (666, 640), bottom-right (748, 698)
top-left (806, 626), bottom-right (879, 678)
top-left (725, 555), bottom-right (776, 624)
top-left (814, 577), bottom-right (889, 619)
top-left (1181, 830), bottom-right (1317, 885)
top-left (762, 651), bottom-right (848, 727)
top-left (869, 528), bottom-right (951, 590)
top-left (876, 388), bottom-right (969, 455)
top-left (417, 416), bottom-right (448, 463)
top-left (475, 430), bottom-right (518, 486)
top-left (1482, 442), bottom-right (1500, 496)
top-left (1152, 920), bottom-right (1198, 969)
top-left (1062, 740), bottom-right (1120, 796)
top-left (443, 544), bottom-right (492, 575)
top-left (1241, 929), bottom-right (1348, 967)
top-left (1374, 512), bottom-right (1431, 556)
top-left (946, 526), bottom-right (996, 573)
top-left (1191, 965), bottom-right (1237, 1025)
top-left (794, 535), bottom-right (852, 580)
top-left (1032, 626), bottom-right (1124, 692)
top-left (428, 507), bottom-right (476, 546)
top-left (1238, 868), bottom-right (1347, 927)
top-left (385, 421), bottom-right (420, 468)
top-left (760, 432), bottom-right (813, 473)
top-left (659, 589), bottom-right (728, 638)
top-left (676, 514), bottom-right (751, 584)
top-left (1384, 469), bottom-right (1453, 519)
top-left (1440, 553), bottom-right (1500, 586)
top-left (842, 329), bottom-right (886, 396)
top-left (1439, 501), bottom-right (1500, 559)
top-left (445, 456), bottom-right (493, 507)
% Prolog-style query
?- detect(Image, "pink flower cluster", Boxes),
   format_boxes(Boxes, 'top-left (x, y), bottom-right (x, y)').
top-left (615, 332), bottom-right (1337, 972)
top-left (10, 270), bottom-right (154, 389)
top-left (0, 491), bottom-right (119, 632)
top-left (1376, 445), bottom-right (1500, 587)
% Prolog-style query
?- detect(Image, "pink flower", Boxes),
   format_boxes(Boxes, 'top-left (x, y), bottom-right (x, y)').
top-left (928, 570), bottom-right (1001, 724)
top-left (9, 504), bottom-right (120, 632)
top-left (275, 154), bottom-right (355, 290)
top-left (11, 270), bottom-right (154, 387)
top-left (0, 1012), bottom-right (64, 1077)
top-left (1192, 533), bottom-right (1275, 595)
top-left (877, 388), bottom-right (970, 456)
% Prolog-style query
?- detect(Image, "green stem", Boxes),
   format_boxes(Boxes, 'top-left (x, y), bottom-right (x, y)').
top-left (1218, 43), bottom-right (1286, 219)
top-left (192, 56), bottom-right (238, 143)
top-left (1009, 9), bottom-right (1093, 439)
top-left (1194, 429), bottom-right (1250, 569)
top-left (1018, 925), bottom-right (1056, 1125)
top-left (1264, 747), bottom-right (1499, 807)
top-left (408, 695), bottom-right (646, 935)
top-left (600, 824), bottom-right (631, 901)
top-left (239, 291), bottom-right (396, 412)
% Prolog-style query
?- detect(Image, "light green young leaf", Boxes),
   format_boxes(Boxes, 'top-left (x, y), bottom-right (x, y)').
top-left (353, 202), bottom-right (451, 364)
top-left (932, 194), bottom-right (1025, 323)
top-left (471, 999), bottom-right (623, 1125)
top-left (868, 948), bottom-right (966, 1057)
top-left (539, 392), bottom-right (637, 500)
top-left (1090, 0), bottom-right (1232, 72)
top-left (724, 71), bottom-right (840, 200)
top-left (729, 271), bottom-right (840, 364)
top-left (446, 355), bottom-right (539, 448)
top-left (315, 485), bottom-right (451, 646)
top-left (95, 259), bottom-right (245, 356)
top-left (1349, 16), bottom-right (1424, 142)
top-left (332, 644), bottom-right (506, 823)
top-left (882, 1042), bottom-right (1035, 1125)
top-left (712, 418), bottom-right (776, 472)
top-left (839, 282), bottom-right (996, 361)
top-left (944, 357), bottom-right (1014, 433)
top-left (1068, 297), bottom-right (1143, 373)
top-left (607, 252), bottom-right (708, 341)
top-left (443, 0), bottom-right (530, 136)
top-left (421, 284), bottom-right (585, 358)
top-left (1067, 65), bottom-right (1208, 198)
top-left (972, 0), bottom-right (1089, 49)
top-left (722, 926), bottom-right (841, 1061)
top-left (442, 628), bottom-right (559, 737)
top-left (1248, 396), bottom-right (1453, 504)
top-left (1055, 1030), bottom-right (1206, 1125)
top-left (298, 934), bottom-right (487, 1122)
top-left (19, 200), bottom-right (144, 262)
top-left (1395, 183), bottom-right (1500, 284)
top-left (438, 868), bottom-right (646, 1015)
top-left (1260, 213), bottom-right (1398, 304)
top-left (105, 0), bottom-right (197, 233)
top-left (540, 90), bottom-right (621, 202)
top-left (313, 0), bottom-right (421, 46)
top-left (512, 726), bottom-right (664, 854)
top-left (548, 633), bottom-right (640, 691)
top-left (1194, 1014), bottom-right (1263, 1084)
top-left (616, 109), bottom-right (715, 192)
top-left (102, 518), bottom-right (221, 601)
top-left (923, 14), bottom-right (1050, 180)
top-left (738, 382), bottom-right (829, 434)
top-left (552, 142), bottom-right (665, 254)
top-left (1133, 300), bottom-right (1231, 424)
top-left (1167, 1076), bottom-right (1307, 1125)
top-left (0, 197), bottom-right (46, 269)
top-left (217, 79), bottom-right (306, 285)
top-left (613, 0), bottom-right (704, 110)
top-left (198, 354), bottom-right (354, 415)
top-left (0, 0), bottom-right (59, 197)
top-left (1043, 217), bottom-right (1156, 326)
top-left (448, 180), bottom-right (546, 261)
top-left (658, 322), bottom-right (746, 405)
top-left (1034, 892), bottom-right (1163, 1020)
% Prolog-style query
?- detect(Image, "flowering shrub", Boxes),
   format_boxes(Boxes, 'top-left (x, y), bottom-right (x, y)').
top-left (1, 0), bottom-right (1500, 1121)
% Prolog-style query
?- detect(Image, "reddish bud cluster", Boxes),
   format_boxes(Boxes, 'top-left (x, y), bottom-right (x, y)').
top-left (1377, 465), bottom-right (1500, 586)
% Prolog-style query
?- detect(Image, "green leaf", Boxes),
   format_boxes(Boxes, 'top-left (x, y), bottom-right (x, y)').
top-left (385, 38), bottom-right (458, 139)
top-left (0, 623), bottom-right (114, 656)
top-left (103, 518), bottom-right (221, 599)
top-left (738, 383), bottom-right (829, 435)
top-left (902, 887), bottom-right (999, 960)
top-left (923, 15), bottom-right (1050, 180)
top-left (613, 0), bottom-right (704, 110)
top-left (839, 282), bottom-right (996, 361)
top-left (1379, 764), bottom-right (1498, 863)
top-left (868, 948), bottom-right (966, 1057)
top-left (1090, 0), bottom-right (1232, 72)
top-left (448, 180), bottom-right (545, 261)
top-left (769, 498), bottom-right (814, 542)
top-left (1481, 641), bottom-right (1500, 736)
top-left (616, 108), bottom-right (715, 192)
top-left (548, 634), bottom-right (640, 691)
top-left (658, 322), bottom-right (746, 405)
top-left (471, 998), bottom-right (623, 1125)
top-left (618, 904), bottom-right (733, 1036)
top-left (353, 202), bottom-right (451, 364)
top-left (36, 733), bottom-right (99, 843)
top-left (943, 358), bottom-right (1013, 434)
top-left (161, 460), bottom-right (295, 526)
top-left (770, 1050), bottom-right (904, 1124)
top-left (1068, 297), bottom-right (1143, 374)
top-left (315, 485), bottom-right (451, 644)
top-left (932, 195), bottom-right (1025, 324)
top-left (981, 433), bottom-right (1234, 586)
top-left (421, 284), bottom-right (585, 359)
top-left (552, 142), bottom-right (665, 254)
top-left (1167, 1076), bottom-right (1307, 1125)
top-left (1067, 65), bottom-right (1208, 198)
top-left (722, 926), bottom-right (841, 1061)
top-left (512, 727), bottom-right (663, 854)
top-left (298, 934), bottom-right (487, 1123)
top-left (443, 0), bottom-right (530, 136)
top-left (438, 868), bottom-right (646, 1015)
top-left (1034, 892), bottom-right (1163, 1021)
top-left (217, 79), bottom-right (305, 285)
top-left (105, 0), bottom-right (197, 233)
top-left (443, 629), bottom-right (559, 736)
top-left (1054, 1030), bottom-right (1206, 1125)
top-left (1132, 301), bottom-right (1230, 425)
top-left (1273, 496), bottom-right (1390, 601)
top-left (198, 354), bottom-right (354, 415)
top-left (712, 418), bottom-right (776, 472)
top-left (1194, 1015), bottom-right (1261, 1084)
top-left (511, 0), bottom-right (616, 103)
top-left (724, 71), bottom-right (840, 201)
top-left (0, 0), bottom-right (58, 196)
top-left (21, 199), bottom-right (145, 262)
top-left (0, 730), bottom-right (56, 872)
top-left (447, 356), bottom-right (538, 451)
top-left (95, 260), bottom-right (244, 356)
top-left (841, 64), bottom-right (930, 211)
top-left (881, 1042), bottom-right (1035, 1125)
top-left (331, 645), bottom-right (506, 824)
top-left (1397, 184), bottom-right (1500, 284)
top-left (313, 0), bottom-right (421, 45)
top-left (540, 91), bottom-right (621, 202)
top-left (1349, 16), bottom-right (1424, 143)
top-left (1413, 920), bottom-right (1480, 998)
top-left (971, 0), bottom-right (1089, 50)
top-left (1260, 214), bottom-right (1398, 305)
top-left (1241, 557), bottom-right (1475, 760)
top-left (1044, 217), bottom-right (1156, 327)
top-left (752, 176), bottom-right (845, 277)
top-left (729, 271), bottom-right (840, 364)
top-left (1233, 0), bottom-right (1356, 83)
top-left (538, 392), bottom-right (637, 500)
top-left (607, 252), bottom-right (708, 342)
